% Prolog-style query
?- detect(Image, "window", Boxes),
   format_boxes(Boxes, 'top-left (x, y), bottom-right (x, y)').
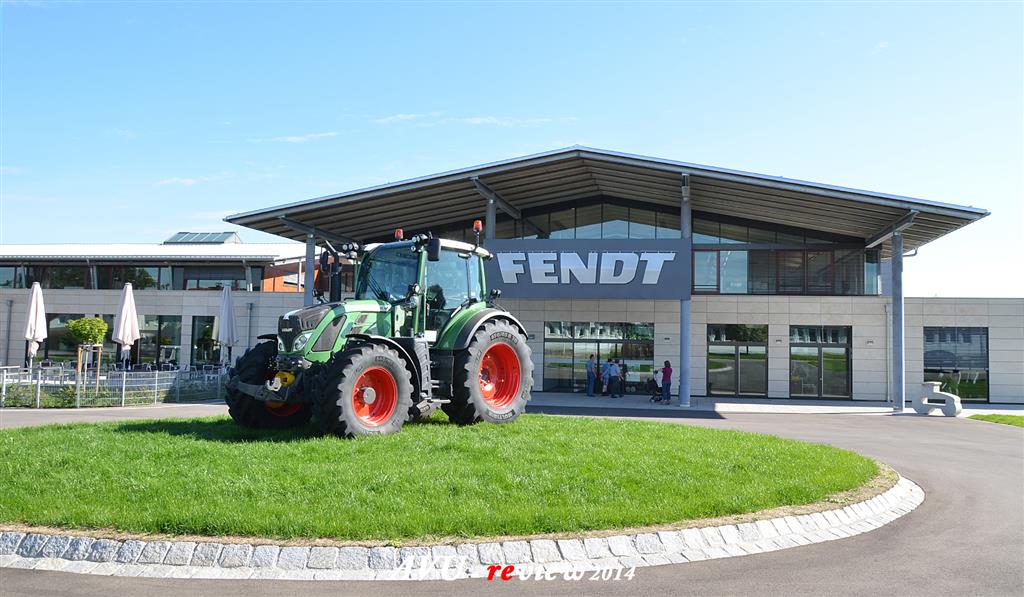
top-left (656, 211), bottom-right (680, 239)
top-left (693, 251), bottom-right (718, 292)
top-left (806, 251), bottom-right (834, 294)
top-left (43, 313), bottom-right (84, 361)
top-left (424, 249), bottom-right (475, 333)
top-left (602, 204), bottom-right (629, 239)
top-left (777, 251), bottom-right (804, 293)
top-left (747, 250), bottom-right (774, 294)
top-left (834, 250), bottom-right (864, 296)
top-left (27, 266), bottom-right (91, 289)
top-left (354, 244), bottom-right (420, 302)
top-left (0, 266), bottom-right (20, 288)
top-left (172, 266), bottom-right (246, 291)
top-left (249, 266), bottom-right (264, 292)
top-left (707, 324), bottom-right (768, 396)
top-left (924, 327), bottom-right (989, 402)
top-left (96, 266), bottom-right (164, 290)
top-left (191, 316), bottom-right (219, 365)
top-left (719, 251), bottom-right (748, 294)
top-left (548, 208), bottom-right (576, 239)
top-left (789, 326), bottom-right (851, 398)
top-left (543, 321), bottom-right (655, 394)
top-left (629, 207), bottom-right (658, 239)
top-left (139, 315), bottom-right (181, 365)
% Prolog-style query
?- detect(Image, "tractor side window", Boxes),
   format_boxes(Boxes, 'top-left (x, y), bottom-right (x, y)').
top-left (424, 250), bottom-right (471, 332)
top-left (468, 255), bottom-right (482, 300)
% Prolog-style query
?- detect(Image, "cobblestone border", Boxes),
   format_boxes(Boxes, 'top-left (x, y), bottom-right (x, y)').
top-left (0, 476), bottom-right (923, 581)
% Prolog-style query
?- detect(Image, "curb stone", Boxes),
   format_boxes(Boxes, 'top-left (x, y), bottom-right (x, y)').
top-left (0, 475), bottom-right (925, 582)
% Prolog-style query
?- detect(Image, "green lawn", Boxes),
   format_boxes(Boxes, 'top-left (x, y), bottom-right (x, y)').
top-left (0, 414), bottom-right (877, 542)
top-left (968, 414), bottom-right (1024, 428)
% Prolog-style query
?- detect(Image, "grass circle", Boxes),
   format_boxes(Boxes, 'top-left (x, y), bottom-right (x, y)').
top-left (0, 414), bottom-right (877, 542)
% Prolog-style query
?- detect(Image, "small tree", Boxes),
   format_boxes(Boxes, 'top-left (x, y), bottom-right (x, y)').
top-left (67, 317), bottom-right (108, 345)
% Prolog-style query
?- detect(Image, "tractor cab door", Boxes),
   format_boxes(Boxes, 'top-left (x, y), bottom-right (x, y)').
top-left (421, 248), bottom-right (481, 343)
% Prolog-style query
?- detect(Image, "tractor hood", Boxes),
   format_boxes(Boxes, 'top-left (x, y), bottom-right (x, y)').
top-left (277, 299), bottom-right (393, 359)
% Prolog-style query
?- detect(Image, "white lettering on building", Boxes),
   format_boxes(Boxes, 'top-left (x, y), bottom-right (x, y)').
top-left (497, 252), bottom-right (676, 285)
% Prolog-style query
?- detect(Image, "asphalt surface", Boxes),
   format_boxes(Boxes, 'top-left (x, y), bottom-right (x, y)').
top-left (1, 406), bottom-right (1022, 596)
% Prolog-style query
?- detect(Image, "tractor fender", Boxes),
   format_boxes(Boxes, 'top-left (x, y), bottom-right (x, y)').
top-left (344, 333), bottom-right (423, 400)
top-left (452, 309), bottom-right (529, 351)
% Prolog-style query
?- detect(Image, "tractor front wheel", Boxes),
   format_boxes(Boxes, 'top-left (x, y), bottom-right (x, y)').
top-left (225, 341), bottom-right (312, 429)
top-left (314, 343), bottom-right (414, 438)
top-left (444, 319), bottom-right (533, 425)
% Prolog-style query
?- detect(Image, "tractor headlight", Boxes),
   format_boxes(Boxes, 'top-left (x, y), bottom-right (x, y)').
top-left (292, 332), bottom-right (313, 352)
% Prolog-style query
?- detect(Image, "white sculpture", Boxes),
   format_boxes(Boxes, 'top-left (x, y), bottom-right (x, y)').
top-left (913, 382), bottom-right (962, 416)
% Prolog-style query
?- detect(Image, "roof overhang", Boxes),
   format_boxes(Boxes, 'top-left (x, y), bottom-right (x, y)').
top-left (225, 146), bottom-right (989, 255)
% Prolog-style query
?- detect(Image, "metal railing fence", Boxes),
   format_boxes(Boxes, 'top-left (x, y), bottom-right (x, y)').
top-left (0, 365), bottom-right (228, 408)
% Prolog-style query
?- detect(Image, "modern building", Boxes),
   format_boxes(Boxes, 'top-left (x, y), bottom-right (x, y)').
top-left (223, 146), bottom-right (1024, 404)
top-left (0, 233), bottom-right (354, 367)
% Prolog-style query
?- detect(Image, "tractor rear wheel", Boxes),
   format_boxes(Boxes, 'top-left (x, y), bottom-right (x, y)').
top-left (314, 343), bottom-right (414, 438)
top-left (443, 319), bottom-right (533, 425)
top-left (225, 341), bottom-right (312, 429)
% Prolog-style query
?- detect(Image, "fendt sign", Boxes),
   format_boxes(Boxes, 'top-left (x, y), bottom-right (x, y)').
top-left (483, 240), bottom-right (690, 300)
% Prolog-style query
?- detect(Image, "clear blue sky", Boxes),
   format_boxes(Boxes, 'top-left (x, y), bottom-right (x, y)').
top-left (1, 1), bottom-right (1021, 297)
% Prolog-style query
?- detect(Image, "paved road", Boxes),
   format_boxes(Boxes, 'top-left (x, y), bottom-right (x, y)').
top-left (2, 407), bottom-right (1022, 596)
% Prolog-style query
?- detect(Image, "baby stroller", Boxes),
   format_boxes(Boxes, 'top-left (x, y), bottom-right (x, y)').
top-left (647, 370), bottom-right (662, 402)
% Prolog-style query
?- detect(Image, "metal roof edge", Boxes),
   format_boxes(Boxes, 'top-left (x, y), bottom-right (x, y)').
top-left (223, 145), bottom-right (989, 225)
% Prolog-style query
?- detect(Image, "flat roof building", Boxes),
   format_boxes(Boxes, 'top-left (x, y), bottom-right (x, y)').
top-left (224, 147), bottom-right (1022, 405)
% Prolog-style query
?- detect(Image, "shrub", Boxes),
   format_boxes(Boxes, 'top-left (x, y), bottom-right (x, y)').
top-left (66, 318), bottom-right (108, 346)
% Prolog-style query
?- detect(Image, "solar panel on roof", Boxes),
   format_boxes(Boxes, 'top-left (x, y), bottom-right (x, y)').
top-left (164, 231), bottom-right (239, 244)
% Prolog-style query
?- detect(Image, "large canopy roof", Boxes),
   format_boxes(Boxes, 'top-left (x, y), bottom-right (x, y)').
top-left (225, 146), bottom-right (988, 253)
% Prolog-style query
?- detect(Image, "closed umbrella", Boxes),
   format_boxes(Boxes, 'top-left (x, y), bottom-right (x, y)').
top-left (112, 283), bottom-right (141, 367)
top-left (216, 286), bottom-right (239, 365)
top-left (23, 282), bottom-right (47, 367)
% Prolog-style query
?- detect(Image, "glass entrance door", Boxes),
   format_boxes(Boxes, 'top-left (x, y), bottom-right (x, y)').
top-left (706, 325), bottom-right (768, 397)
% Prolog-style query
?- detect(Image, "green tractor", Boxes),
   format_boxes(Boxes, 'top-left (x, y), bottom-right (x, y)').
top-left (225, 227), bottom-right (533, 437)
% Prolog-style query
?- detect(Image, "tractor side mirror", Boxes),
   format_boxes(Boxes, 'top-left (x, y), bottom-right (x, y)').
top-left (319, 250), bottom-right (330, 270)
top-left (426, 237), bottom-right (441, 262)
top-left (407, 283), bottom-right (421, 298)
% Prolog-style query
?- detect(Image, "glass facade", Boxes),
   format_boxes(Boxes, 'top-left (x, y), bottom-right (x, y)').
top-left (543, 322), bottom-right (654, 394)
top-left (707, 325), bottom-right (768, 397)
top-left (789, 326), bottom-right (852, 398)
top-left (436, 200), bottom-right (681, 242)
top-left (693, 248), bottom-right (879, 295)
top-left (923, 327), bottom-right (989, 402)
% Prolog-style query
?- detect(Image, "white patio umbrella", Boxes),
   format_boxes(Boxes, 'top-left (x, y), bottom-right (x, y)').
top-left (23, 282), bottom-right (47, 366)
top-left (112, 283), bottom-right (141, 366)
top-left (216, 286), bottom-right (239, 365)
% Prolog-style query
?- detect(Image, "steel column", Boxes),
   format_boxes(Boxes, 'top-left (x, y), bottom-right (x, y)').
top-left (485, 197), bottom-right (496, 242)
top-left (891, 232), bottom-right (905, 412)
top-left (679, 174), bottom-right (693, 407)
top-left (303, 233), bottom-right (316, 307)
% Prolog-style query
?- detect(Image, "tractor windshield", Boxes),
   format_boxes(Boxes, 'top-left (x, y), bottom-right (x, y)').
top-left (354, 244), bottom-right (420, 303)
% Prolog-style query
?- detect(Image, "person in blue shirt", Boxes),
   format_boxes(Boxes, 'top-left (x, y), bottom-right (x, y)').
top-left (608, 359), bottom-right (622, 398)
top-left (601, 358), bottom-right (612, 396)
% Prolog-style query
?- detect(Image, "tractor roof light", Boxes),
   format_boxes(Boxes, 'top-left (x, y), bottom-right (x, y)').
top-left (473, 220), bottom-right (483, 233)
top-left (394, 228), bottom-right (404, 240)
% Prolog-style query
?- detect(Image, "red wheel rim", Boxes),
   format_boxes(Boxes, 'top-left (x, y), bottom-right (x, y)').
top-left (262, 369), bottom-right (302, 417)
top-left (479, 343), bottom-right (521, 409)
top-left (352, 367), bottom-right (398, 426)
top-left (265, 401), bottom-right (302, 417)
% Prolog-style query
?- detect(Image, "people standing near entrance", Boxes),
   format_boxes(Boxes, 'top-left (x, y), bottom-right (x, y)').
top-left (601, 358), bottom-right (612, 396)
top-left (585, 354), bottom-right (597, 397)
top-left (650, 367), bottom-right (663, 402)
top-left (609, 359), bottom-right (622, 398)
top-left (661, 360), bottom-right (673, 404)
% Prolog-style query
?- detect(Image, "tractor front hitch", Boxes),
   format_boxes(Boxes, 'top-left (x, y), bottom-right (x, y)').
top-left (226, 375), bottom-right (295, 403)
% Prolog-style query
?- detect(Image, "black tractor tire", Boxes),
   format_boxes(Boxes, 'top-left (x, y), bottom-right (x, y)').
top-left (443, 319), bottom-right (533, 425)
top-left (314, 343), bottom-right (414, 438)
top-left (225, 341), bottom-right (312, 429)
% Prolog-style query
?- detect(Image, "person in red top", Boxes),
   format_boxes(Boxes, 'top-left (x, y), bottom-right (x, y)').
top-left (660, 360), bottom-right (673, 404)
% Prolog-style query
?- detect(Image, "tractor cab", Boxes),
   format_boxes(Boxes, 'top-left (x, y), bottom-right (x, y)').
top-left (354, 236), bottom-right (490, 344)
